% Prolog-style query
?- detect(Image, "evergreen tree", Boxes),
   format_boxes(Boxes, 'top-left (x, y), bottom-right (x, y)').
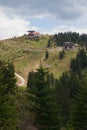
top-left (27, 71), bottom-right (35, 88)
top-left (45, 50), bottom-right (49, 60)
top-left (46, 73), bottom-right (56, 89)
top-left (0, 61), bottom-right (18, 130)
top-left (59, 50), bottom-right (65, 60)
top-left (70, 58), bottom-right (78, 72)
top-left (72, 80), bottom-right (87, 130)
top-left (56, 71), bottom-right (82, 128)
top-left (69, 71), bottom-right (81, 98)
top-left (47, 39), bottom-right (51, 47)
top-left (27, 66), bottom-right (60, 130)
top-left (56, 72), bottom-right (70, 126)
top-left (70, 49), bottom-right (87, 76)
top-left (76, 49), bottom-right (87, 69)
top-left (86, 43), bottom-right (87, 50)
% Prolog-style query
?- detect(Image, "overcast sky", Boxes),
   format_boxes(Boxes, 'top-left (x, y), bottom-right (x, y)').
top-left (0, 0), bottom-right (87, 39)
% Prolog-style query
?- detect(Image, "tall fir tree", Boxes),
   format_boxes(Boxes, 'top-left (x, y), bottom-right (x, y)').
top-left (58, 50), bottom-right (65, 60)
top-left (0, 61), bottom-right (18, 130)
top-left (45, 50), bottom-right (49, 60)
top-left (76, 49), bottom-right (87, 69)
top-left (27, 66), bottom-right (60, 130)
top-left (72, 79), bottom-right (87, 130)
top-left (56, 72), bottom-right (70, 126)
top-left (69, 71), bottom-right (81, 98)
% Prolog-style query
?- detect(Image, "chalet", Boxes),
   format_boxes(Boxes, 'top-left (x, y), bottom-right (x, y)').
top-left (64, 42), bottom-right (74, 50)
top-left (27, 30), bottom-right (40, 40)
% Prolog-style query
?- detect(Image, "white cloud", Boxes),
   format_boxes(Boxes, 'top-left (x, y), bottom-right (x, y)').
top-left (0, 12), bottom-right (28, 39)
top-left (1, 5), bottom-right (87, 40)
top-left (0, 0), bottom-right (86, 20)
top-left (0, 9), bottom-right (40, 40)
top-left (50, 25), bottom-right (87, 34)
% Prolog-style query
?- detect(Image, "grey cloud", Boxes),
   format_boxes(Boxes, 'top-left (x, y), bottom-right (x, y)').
top-left (0, 0), bottom-right (87, 20)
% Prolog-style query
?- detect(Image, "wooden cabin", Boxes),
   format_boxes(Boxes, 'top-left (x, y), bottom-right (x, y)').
top-left (64, 42), bottom-right (74, 49)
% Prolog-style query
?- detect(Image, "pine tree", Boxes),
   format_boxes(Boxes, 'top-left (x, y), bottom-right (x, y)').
top-left (27, 71), bottom-right (35, 88)
top-left (45, 50), bottom-right (49, 60)
top-left (86, 43), bottom-right (87, 50)
top-left (56, 72), bottom-right (70, 126)
top-left (70, 58), bottom-right (78, 72)
top-left (46, 73), bottom-right (56, 89)
top-left (76, 49), bottom-right (87, 69)
top-left (27, 66), bottom-right (60, 130)
top-left (72, 80), bottom-right (87, 130)
top-left (59, 50), bottom-right (65, 60)
top-left (0, 61), bottom-right (18, 130)
top-left (70, 49), bottom-right (87, 77)
top-left (47, 39), bottom-right (51, 47)
top-left (56, 71), bottom-right (82, 128)
top-left (69, 71), bottom-right (81, 99)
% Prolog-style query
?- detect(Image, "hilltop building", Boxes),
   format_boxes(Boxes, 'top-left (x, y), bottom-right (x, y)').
top-left (64, 42), bottom-right (74, 49)
top-left (63, 42), bottom-right (79, 50)
top-left (27, 30), bottom-right (40, 40)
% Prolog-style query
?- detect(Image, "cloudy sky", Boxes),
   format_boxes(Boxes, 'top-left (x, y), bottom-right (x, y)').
top-left (0, 0), bottom-right (87, 39)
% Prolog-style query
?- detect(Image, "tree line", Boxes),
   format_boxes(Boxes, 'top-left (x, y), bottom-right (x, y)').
top-left (0, 49), bottom-right (87, 130)
top-left (47, 32), bottom-right (87, 48)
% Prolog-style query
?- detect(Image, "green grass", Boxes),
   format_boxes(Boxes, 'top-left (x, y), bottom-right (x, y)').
top-left (0, 36), bottom-right (79, 81)
top-left (0, 36), bottom-right (49, 83)
top-left (14, 49), bottom-right (78, 80)
top-left (14, 51), bottom-right (44, 79)
top-left (42, 50), bottom-right (78, 78)
top-left (0, 35), bottom-right (49, 61)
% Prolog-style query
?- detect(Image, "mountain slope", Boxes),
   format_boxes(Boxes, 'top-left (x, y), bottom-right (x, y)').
top-left (0, 35), bottom-right (78, 86)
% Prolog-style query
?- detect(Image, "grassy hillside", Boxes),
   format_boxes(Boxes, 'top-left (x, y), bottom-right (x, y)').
top-left (0, 35), bottom-right (78, 85)
top-left (0, 35), bottom-right (49, 61)
top-left (42, 50), bottom-right (77, 78)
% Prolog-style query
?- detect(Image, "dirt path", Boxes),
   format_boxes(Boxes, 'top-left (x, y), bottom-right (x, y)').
top-left (47, 47), bottom-right (62, 52)
top-left (15, 73), bottom-right (25, 86)
top-left (15, 47), bottom-right (62, 86)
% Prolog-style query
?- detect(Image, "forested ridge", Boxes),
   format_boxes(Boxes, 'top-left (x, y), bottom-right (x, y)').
top-left (0, 33), bottom-right (87, 130)
top-left (48, 32), bottom-right (87, 48)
